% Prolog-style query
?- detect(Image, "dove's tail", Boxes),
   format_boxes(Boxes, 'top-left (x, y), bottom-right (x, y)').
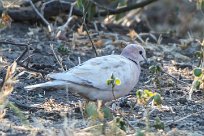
top-left (24, 80), bottom-right (67, 90)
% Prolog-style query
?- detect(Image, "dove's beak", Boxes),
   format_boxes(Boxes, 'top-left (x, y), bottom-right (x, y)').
top-left (142, 55), bottom-right (148, 64)
top-left (142, 55), bottom-right (149, 65)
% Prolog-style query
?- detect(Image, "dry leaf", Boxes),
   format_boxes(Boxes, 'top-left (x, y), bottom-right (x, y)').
top-left (0, 61), bottom-right (17, 104)
top-left (77, 25), bottom-right (87, 35)
top-left (93, 40), bottom-right (104, 47)
top-left (127, 29), bottom-right (137, 39)
top-left (1, 11), bottom-right (12, 28)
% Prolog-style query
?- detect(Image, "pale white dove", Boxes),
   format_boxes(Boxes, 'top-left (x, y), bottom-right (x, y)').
top-left (25, 44), bottom-right (146, 102)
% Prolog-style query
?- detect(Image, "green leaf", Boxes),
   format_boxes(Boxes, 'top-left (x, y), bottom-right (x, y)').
top-left (136, 129), bottom-right (145, 136)
top-left (77, 0), bottom-right (84, 9)
top-left (149, 65), bottom-right (162, 74)
top-left (136, 89), bottom-right (143, 99)
top-left (111, 74), bottom-right (115, 80)
top-left (106, 79), bottom-right (112, 85)
top-left (193, 68), bottom-right (202, 77)
top-left (195, 51), bottom-right (203, 58)
top-left (144, 89), bottom-right (154, 97)
top-left (154, 116), bottom-right (164, 130)
top-left (8, 102), bottom-right (28, 125)
top-left (103, 107), bottom-right (113, 119)
top-left (87, 3), bottom-right (96, 21)
top-left (149, 65), bottom-right (156, 73)
top-left (153, 93), bottom-right (162, 105)
top-left (194, 80), bottom-right (201, 89)
top-left (85, 102), bottom-right (98, 119)
top-left (116, 117), bottom-right (126, 132)
top-left (115, 13), bottom-right (125, 21)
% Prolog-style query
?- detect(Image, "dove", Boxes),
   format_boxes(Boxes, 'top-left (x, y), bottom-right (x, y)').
top-left (25, 44), bottom-right (146, 102)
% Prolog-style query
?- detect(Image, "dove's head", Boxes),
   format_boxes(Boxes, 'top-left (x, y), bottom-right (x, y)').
top-left (121, 44), bottom-right (147, 64)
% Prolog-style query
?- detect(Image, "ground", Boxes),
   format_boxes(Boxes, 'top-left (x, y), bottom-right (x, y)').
top-left (0, 0), bottom-right (204, 136)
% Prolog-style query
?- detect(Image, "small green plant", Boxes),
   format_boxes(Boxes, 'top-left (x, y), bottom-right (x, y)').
top-left (153, 116), bottom-right (164, 130)
top-left (85, 100), bottom-right (113, 120)
top-left (77, 0), bottom-right (96, 21)
top-left (196, 0), bottom-right (204, 10)
top-left (189, 39), bottom-right (204, 99)
top-left (106, 73), bottom-right (121, 100)
top-left (115, 117), bottom-right (126, 132)
top-left (76, 0), bottom-right (135, 21)
top-left (85, 100), bottom-right (113, 134)
top-left (136, 129), bottom-right (145, 136)
top-left (189, 67), bottom-right (204, 99)
top-left (195, 39), bottom-right (204, 67)
top-left (148, 65), bottom-right (163, 90)
top-left (136, 89), bottom-right (162, 106)
top-left (57, 44), bottom-right (71, 55)
top-left (84, 74), bottom-right (122, 134)
top-left (136, 89), bottom-right (163, 132)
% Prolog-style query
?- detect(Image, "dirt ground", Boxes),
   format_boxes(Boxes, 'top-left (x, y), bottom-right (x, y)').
top-left (0, 0), bottom-right (204, 135)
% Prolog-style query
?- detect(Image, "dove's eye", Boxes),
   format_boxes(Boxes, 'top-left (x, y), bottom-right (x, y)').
top-left (139, 51), bottom-right (143, 54)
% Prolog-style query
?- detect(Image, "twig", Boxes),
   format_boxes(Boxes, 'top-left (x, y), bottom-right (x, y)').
top-left (0, 40), bottom-right (48, 75)
top-left (2, 0), bottom-right (157, 22)
top-left (17, 62), bottom-right (49, 75)
top-left (78, 57), bottom-right (81, 65)
top-left (94, 0), bottom-right (158, 16)
top-left (57, 1), bottom-right (77, 31)
top-left (93, 21), bottom-right (99, 32)
top-left (166, 109), bottom-right (204, 124)
top-left (20, 0), bottom-right (41, 7)
top-left (81, 1), bottom-right (98, 57)
top-left (50, 44), bottom-right (65, 71)
top-left (9, 97), bottom-right (41, 111)
top-left (83, 22), bottom-right (98, 57)
top-left (111, 87), bottom-right (116, 101)
top-left (0, 41), bottom-right (30, 62)
top-left (161, 70), bottom-right (190, 85)
top-left (0, 41), bottom-right (29, 47)
top-left (28, 0), bottom-right (51, 31)
top-left (40, 0), bottom-right (57, 16)
top-left (89, 0), bottom-right (114, 11)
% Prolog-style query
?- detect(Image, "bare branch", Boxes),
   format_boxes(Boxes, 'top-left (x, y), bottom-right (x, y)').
top-left (57, 1), bottom-right (77, 31)
top-left (94, 0), bottom-right (159, 16)
top-left (28, 0), bottom-right (51, 30)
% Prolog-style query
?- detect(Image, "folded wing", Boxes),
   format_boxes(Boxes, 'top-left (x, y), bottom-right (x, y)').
top-left (48, 55), bottom-right (139, 91)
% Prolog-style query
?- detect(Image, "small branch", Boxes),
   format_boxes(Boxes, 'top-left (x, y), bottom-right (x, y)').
top-left (162, 70), bottom-right (190, 85)
top-left (50, 44), bottom-right (65, 71)
top-left (83, 23), bottom-right (98, 57)
top-left (0, 41), bottom-right (48, 75)
top-left (0, 41), bottom-right (31, 62)
top-left (9, 97), bottom-right (41, 111)
top-left (1, 0), bottom-right (157, 22)
top-left (57, 1), bottom-right (77, 31)
top-left (166, 109), bottom-right (204, 124)
top-left (28, 0), bottom-right (51, 30)
top-left (20, 0), bottom-right (41, 7)
top-left (94, 0), bottom-right (159, 16)
top-left (89, 0), bottom-right (114, 11)
top-left (40, 0), bottom-right (57, 16)
top-left (17, 62), bottom-right (49, 75)
top-left (81, 2), bottom-right (98, 57)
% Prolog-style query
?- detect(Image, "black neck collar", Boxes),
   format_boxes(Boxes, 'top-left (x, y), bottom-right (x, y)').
top-left (128, 58), bottom-right (138, 65)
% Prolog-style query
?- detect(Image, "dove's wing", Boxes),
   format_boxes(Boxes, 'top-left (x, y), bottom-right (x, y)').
top-left (48, 55), bottom-right (140, 91)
